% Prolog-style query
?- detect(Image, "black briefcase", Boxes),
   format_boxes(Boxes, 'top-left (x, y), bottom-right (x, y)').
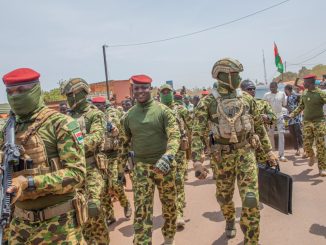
top-left (258, 164), bottom-right (293, 214)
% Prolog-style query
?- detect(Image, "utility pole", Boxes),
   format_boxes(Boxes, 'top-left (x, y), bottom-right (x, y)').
top-left (262, 49), bottom-right (268, 85)
top-left (102, 44), bottom-right (110, 99)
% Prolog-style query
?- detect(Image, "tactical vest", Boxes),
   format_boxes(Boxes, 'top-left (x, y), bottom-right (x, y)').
top-left (210, 90), bottom-right (253, 143)
top-left (14, 108), bottom-right (62, 200)
top-left (102, 113), bottom-right (119, 152)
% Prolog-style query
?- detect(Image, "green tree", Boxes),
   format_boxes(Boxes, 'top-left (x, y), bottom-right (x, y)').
top-left (43, 88), bottom-right (66, 103)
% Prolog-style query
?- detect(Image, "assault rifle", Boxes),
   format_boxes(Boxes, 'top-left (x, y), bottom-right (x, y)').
top-left (0, 112), bottom-right (20, 244)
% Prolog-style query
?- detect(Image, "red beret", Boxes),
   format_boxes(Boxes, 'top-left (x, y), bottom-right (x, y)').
top-left (92, 96), bottom-right (106, 103)
top-left (201, 90), bottom-right (209, 95)
top-left (3, 68), bottom-right (40, 86)
top-left (130, 74), bottom-right (152, 84)
top-left (174, 92), bottom-right (183, 99)
top-left (303, 74), bottom-right (316, 79)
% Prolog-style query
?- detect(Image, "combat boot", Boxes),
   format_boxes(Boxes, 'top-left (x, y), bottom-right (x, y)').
top-left (124, 202), bottom-right (132, 218)
top-left (106, 216), bottom-right (116, 226)
top-left (176, 215), bottom-right (185, 229)
top-left (309, 155), bottom-right (316, 166)
top-left (163, 237), bottom-right (175, 245)
top-left (225, 220), bottom-right (236, 239)
top-left (320, 170), bottom-right (326, 177)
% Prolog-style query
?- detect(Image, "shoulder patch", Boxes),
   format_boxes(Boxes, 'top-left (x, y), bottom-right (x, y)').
top-left (73, 129), bottom-right (84, 144)
top-left (63, 118), bottom-right (84, 144)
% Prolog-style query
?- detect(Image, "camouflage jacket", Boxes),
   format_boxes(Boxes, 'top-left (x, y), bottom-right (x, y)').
top-left (103, 107), bottom-right (123, 158)
top-left (256, 98), bottom-right (277, 126)
top-left (119, 98), bottom-right (180, 164)
top-left (191, 91), bottom-right (272, 162)
top-left (0, 106), bottom-right (86, 209)
top-left (168, 102), bottom-right (192, 134)
top-left (290, 88), bottom-right (326, 122)
top-left (69, 103), bottom-right (105, 157)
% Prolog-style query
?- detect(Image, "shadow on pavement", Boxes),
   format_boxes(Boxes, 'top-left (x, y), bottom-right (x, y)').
top-left (118, 215), bottom-right (164, 238)
top-left (211, 233), bottom-right (229, 245)
top-left (309, 223), bottom-right (326, 238)
top-left (109, 217), bottom-right (129, 231)
top-left (203, 207), bottom-right (242, 223)
top-left (293, 158), bottom-right (309, 167)
top-left (185, 177), bottom-right (215, 186)
top-left (291, 169), bottom-right (323, 185)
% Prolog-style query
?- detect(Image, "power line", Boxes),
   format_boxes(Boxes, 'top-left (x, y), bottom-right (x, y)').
top-left (108, 0), bottom-right (290, 48)
top-left (291, 40), bottom-right (326, 60)
top-left (287, 63), bottom-right (321, 67)
top-left (288, 48), bottom-right (326, 66)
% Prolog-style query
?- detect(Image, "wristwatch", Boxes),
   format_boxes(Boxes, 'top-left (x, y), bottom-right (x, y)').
top-left (27, 176), bottom-right (36, 191)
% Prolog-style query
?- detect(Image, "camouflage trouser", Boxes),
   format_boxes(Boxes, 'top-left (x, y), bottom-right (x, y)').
top-left (255, 149), bottom-right (268, 164)
top-left (175, 150), bottom-right (187, 217)
top-left (83, 164), bottom-right (110, 245)
top-left (9, 210), bottom-right (85, 244)
top-left (303, 121), bottom-right (326, 170)
top-left (102, 174), bottom-right (114, 220)
top-left (211, 148), bottom-right (260, 244)
top-left (107, 157), bottom-right (130, 208)
top-left (133, 162), bottom-right (177, 245)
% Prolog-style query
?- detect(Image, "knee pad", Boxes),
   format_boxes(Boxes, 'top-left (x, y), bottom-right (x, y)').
top-left (243, 192), bottom-right (258, 208)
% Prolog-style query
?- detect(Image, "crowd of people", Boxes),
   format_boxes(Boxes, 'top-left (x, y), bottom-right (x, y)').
top-left (0, 57), bottom-right (325, 245)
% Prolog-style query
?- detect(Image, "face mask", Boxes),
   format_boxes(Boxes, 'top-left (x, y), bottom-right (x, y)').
top-left (230, 73), bottom-right (241, 89)
top-left (67, 90), bottom-right (87, 109)
top-left (218, 72), bottom-right (241, 90)
top-left (7, 83), bottom-right (44, 117)
top-left (160, 91), bottom-right (173, 105)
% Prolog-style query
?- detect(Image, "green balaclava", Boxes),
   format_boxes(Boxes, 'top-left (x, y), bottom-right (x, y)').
top-left (159, 84), bottom-right (174, 105)
top-left (7, 83), bottom-right (44, 118)
top-left (67, 90), bottom-right (88, 109)
top-left (160, 90), bottom-right (173, 105)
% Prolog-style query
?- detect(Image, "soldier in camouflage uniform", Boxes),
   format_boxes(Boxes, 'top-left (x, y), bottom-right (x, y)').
top-left (240, 80), bottom-right (276, 164)
top-left (0, 68), bottom-right (86, 244)
top-left (61, 79), bottom-right (109, 244)
top-left (288, 74), bottom-right (326, 177)
top-left (119, 75), bottom-right (180, 245)
top-left (159, 84), bottom-right (191, 229)
top-left (91, 96), bottom-right (132, 226)
top-left (191, 58), bottom-right (277, 244)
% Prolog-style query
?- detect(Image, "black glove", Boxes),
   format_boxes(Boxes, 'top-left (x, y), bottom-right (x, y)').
top-left (118, 173), bottom-right (126, 186)
top-left (154, 155), bottom-right (173, 175)
top-left (283, 115), bottom-right (291, 120)
top-left (107, 122), bottom-right (113, 132)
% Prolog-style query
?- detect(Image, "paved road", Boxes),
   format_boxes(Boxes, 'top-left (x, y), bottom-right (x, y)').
top-left (110, 150), bottom-right (326, 245)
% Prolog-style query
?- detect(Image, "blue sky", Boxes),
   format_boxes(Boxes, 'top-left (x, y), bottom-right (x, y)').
top-left (1, 0), bottom-right (325, 102)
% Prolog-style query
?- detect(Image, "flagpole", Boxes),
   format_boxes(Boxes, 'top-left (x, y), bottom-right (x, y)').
top-left (262, 49), bottom-right (268, 85)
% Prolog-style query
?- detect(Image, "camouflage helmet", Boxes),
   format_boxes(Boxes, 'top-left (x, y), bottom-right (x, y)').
top-left (211, 58), bottom-right (243, 79)
top-left (212, 58), bottom-right (243, 90)
top-left (159, 84), bottom-right (173, 91)
top-left (61, 78), bottom-right (90, 95)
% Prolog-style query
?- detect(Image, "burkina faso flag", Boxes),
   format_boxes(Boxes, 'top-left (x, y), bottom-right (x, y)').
top-left (274, 42), bottom-right (284, 73)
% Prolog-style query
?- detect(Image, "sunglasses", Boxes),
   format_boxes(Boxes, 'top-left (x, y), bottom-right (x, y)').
top-left (6, 82), bottom-right (37, 96)
top-left (246, 87), bottom-right (256, 91)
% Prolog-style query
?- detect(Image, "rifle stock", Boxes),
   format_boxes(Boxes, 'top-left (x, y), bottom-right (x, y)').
top-left (0, 112), bottom-right (20, 244)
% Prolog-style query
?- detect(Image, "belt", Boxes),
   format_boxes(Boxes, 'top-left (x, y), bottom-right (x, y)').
top-left (14, 200), bottom-right (75, 222)
top-left (217, 140), bottom-right (250, 153)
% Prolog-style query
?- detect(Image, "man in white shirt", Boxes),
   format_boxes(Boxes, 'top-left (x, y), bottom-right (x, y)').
top-left (263, 81), bottom-right (287, 161)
